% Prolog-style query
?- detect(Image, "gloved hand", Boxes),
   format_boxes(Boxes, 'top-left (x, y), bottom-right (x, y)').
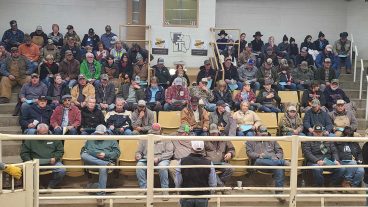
top-left (4, 165), bottom-right (22, 180)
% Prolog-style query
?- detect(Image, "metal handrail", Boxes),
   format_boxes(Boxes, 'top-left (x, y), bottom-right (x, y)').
top-left (353, 45), bottom-right (358, 82)
top-left (359, 59), bottom-right (365, 99)
top-left (350, 34), bottom-right (354, 64)
top-left (366, 75), bottom-right (368, 119)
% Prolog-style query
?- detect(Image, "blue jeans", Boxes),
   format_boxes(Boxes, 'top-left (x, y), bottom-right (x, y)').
top-left (136, 160), bottom-right (170, 189)
top-left (191, 129), bottom-right (209, 136)
top-left (237, 130), bottom-right (255, 136)
top-left (296, 83), bottom-right (310, 91)
top-left (108, 128), bottom-right (133, 135)
top-left (254, 159), bottom-right (285, 188)
top-left (214, 163), bottom-right (233, 186)
top-left (337, 56), bottom-right (352, 76)
top-left (251, 81), bottom-right (261, 92)
top-left (308, 163), bottom-right (345, 187)
top-left (30, 61), bottom-right (38, 74)
top-left (54, 127), bottom-right (78, 135)
top-left (341, 160), bottom-right (364, 187)
top-left (43, 162), bottom-right (66, 188)
top-left (41, 77), bottom-right (52, 87)
top-left (21, 102), bottom-right (33, 114)
top-left (24, 128), bottom-right (37, 135)
top-left (180, 198), bottom-right (209, 207)
top-left (278, 83), bottom-right (297, 91)
top-left (81, 152), bottom-right (110, 195)
top-left (204, 103), bottom-right (216, 112)
top-left (259, 105), bottom-right (281, 112)
top-left (66, 79), bottom-right (77, 89)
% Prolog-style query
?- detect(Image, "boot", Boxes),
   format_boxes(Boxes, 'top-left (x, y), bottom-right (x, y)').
top-left (0, 97), bottom-right (9, 104)
top-left (12, 99), bottom-right (21, 116)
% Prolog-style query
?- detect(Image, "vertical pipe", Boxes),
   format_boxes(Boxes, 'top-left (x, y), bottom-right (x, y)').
top-left (0, 139), bottom-right (2, 193)
top-left (353, 46), bottom-right (358, 82)
top-left (359, 59), bottom-right (364, 99)
top-left (366, 76), bottom-right (368, 120)
top-left (289, 136), bottom-right (299, 207)
top-left (34, 159), bottom-right (40, 207)
top-left (146, 135), bottom-right (155, 207)
top-left (350, 34), bottom-right (353, 64)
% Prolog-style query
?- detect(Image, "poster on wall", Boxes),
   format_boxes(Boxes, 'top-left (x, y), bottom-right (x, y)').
top-left (170, 32), bottom-right (191, 53)
top-left (191, 39), bottom-right (208, 56)
top-left (152, 37), bottom-right (168, 55)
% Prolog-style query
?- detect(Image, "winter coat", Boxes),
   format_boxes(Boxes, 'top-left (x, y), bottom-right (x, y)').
top-left (58, 58), bottom-right (80, 80)
top-left (102, 62), bottom-right (119, 79)
top-left (60, 44), bottom-right (82, 62)
top-left (0, 55), bottom-right (31, 77)
top-left (293, 67), bottom-right (314, 85)
top-left (209, 110), bottom-right (235, 136)
top-left (295, 54), bottom-right (315, 67)
top-left (165, 85), bottom-right (190, 103)
top-left (238, 65), bottom-right (258, 82)
top-left (256, 66), bottom-right (279, 85)
top-left (256, 88), bottom-right (281, 107)
top-left (324, 87), bottom-right (350, 110)
top-left (246, 141), bottom-right (284, 161)
top-left (81, 34), bottom-right (100, 50)
top-left (95, 83), bottom-right (116, 105)
top-left (303, 109), bottom-right (333, 133)
top-left (335, 142), bottom-right (362, 161)
top-left (181, 106), bottom-right (209, 129)
top-left (131, 108), bottom-right (155, 132)
top-left (70, 83), bottom-right (95, 105)
top-left (329, 109), bottom-right (358, 131)
top-left (136, 140), bottom-right (173, 161)
top-left (79, 59), bottom-right (102, 80)
top-left (81, 140), bottom-right (120, 162)
top-left (50, 105), bottom-right (81, 129)
top-left (105, 110), bottom-right (132, 130)
top-left (218, 64), bottom-right (240, 82)
top-left (21, 140), bottom-right (64, 165)
top-left (40, 45), bottom-right (61, 62)
top-left (46, 82), bottom-right (70, 102)
top-left (80, 107), bottom-right (105, 129)
top-left (196, 66), bottom-right (216, 89)
top-left (315, 52), bottom-right (338, 69)
top-left (234, 90), bottom-right (257, 103)
top-left (212, 88), bottom-right (233, 107)
top-left (19, 104), bottom-right (53, 130)
top-left (30, 31), bottom-right (48, 47)
top-left (279, 113), bottom-right (303, 135)
top-left (145, 86), bottom-right (165, 105)
top-left (302, 141), bottom-right (338, 164)
top-left (204, 141), bottom-right (235, 163)
top-left (118, 84), bottom-right (145, 103)
top-left (313, 39), bottom-right (329, 52)
top-left (152, 65), bottom-right (171, 85)
top-left (132, 63), bottom-right (148, 81)
top-left (301, 89), bottom-right (326, 108)
top-left (39, 62), bottom-right (59, 80)
top-left (251, 39), bottom-right (264, 53)
top-left (232, 110), bottom-right (262, 128)
top-left (333, 39), bottom-right (351, 55)
top-left (314, 68), bottom-right (336, 85)
top-left (19, 82), bottom-right (48, 100)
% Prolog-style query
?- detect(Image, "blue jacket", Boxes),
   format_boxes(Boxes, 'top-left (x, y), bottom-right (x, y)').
top-left (303, 109), bottom-right (333, 133)
top-left (315, 52), bottom-right (338, 69)
top-left (1, 29), bottom-right (24, 50)
top-left (100, 32), bottom-right (117, 50)
top-left (145, 86), bottom-right (165, 105)
top-left (0, 56), bottom-right (32, 77)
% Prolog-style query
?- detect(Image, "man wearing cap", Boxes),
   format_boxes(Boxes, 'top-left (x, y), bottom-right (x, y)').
top-left (246, 126), bottom-right (289, 202)
top-left (132, 53), bottom-right (148, 83)
top-left (50, 94), bottom-right (81, 135)
top-left (216, 30), bottom-right (228, 52)
top-left (323, 79), bottom-right (351, 112)
top-left (19, 95), bottom-right (52, 134)
top-left (329, 100), bottom-right (358, 137)
top-left (164, 77), bottom-right (190, 111)
top-left (81, 124), bottom-right (120, 196)
top-left (219, 56), bottom-right (242, 90)
top-left (181, 97), bottom-right (210, 136)
top-left (80, 52), bottom-right (102, 86)
top-left (117, 79), bottom-right (145, 111)
top-left (302, 124), bottom-right (345, 187)
top-left (316, 44), bottom-right (338, 73)
top-left (131, 100), bottom-right (155, 135)
top-left (0, 47), bottom-right (32, 104)
top-left (18, 34), bottom-right (40, 74)
top-left (300, 81), bottom-right (327, 112)
top-left (152, 58), bottom-right (171, 88)
top-left (205, 123), bottom-right (235, 187)
top-left (30, 26), bottom-right (48, 47)
top-left (21, 123), bottom-right (65, 188)
top-left (293, 61), bottom-right (315, 90)
top-left (176, 140), bottom-right (217, 207)
top-left (279, 105), bottom-right (304, 136)
top-left (169, 124), bottom-right (192, 182)
top-left (190, 78), bottom-right (215, 112)
top-left (313, 31), bottom-right (329, 52)
top-left (238, 43), bottom-right (256, 67)
top-left (234, 81), bottom-right (260, 111)
top-left (70, 74), bottom-right (95, 107)
top-left (100, 25), bottom-right (117, 51)
top-left (19, 73), bottom-right (48, 111)
top-left (233, 101), bottom-right (262, 136)
top-left (295, 46), bottom-right (315, 67)
top-left (256, 79), bottom-right (281, 112)
top-left (256, 58), bottom-right (279, 89)
top-left (145, 76), bottom-right (165, 111)
top-left (110, 40), bottom-right (127, 62)
top-left (105, 97), bottom-right (133, 135)
top-left (46, 74), bottom-right (70, 108)
top-left (80, 97), bottom-right (105, 135)
top-left (81, 28), bottom-right (100, 50)
top-left (136, 123), bottom-right (173, 199)
top-left (59, 50), bottom-right (80, 88)
top-left (303, 99), bottom-right (334, 136)
top-left (315, 58), bottom-right (337, 91)
top-left (0, 43), bottom-right (10, 63)
top-left (40, 39), bottom-right (61, 63)
top-left (196, 59), bottom-right (215, 90)
top-left (63, 25), bottom-right (81, 46)
top-left (251, 31), bottom-right (264, 54)
top-left (238, 59), bottom-right (260, 91)
top-left (334, 32), bottom-right (352, 74)
top-left (60, 36), bottom-right (82, 62)
top-left (209, 100), bottom-right (236, 136)
top-left (1, 20), bottom-right (24, 51)
top-left (95, 74), bottom-right (116, 111)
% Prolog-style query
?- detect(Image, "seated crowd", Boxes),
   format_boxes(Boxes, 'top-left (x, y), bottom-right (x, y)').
top-left (0, 21), bottom-right (365, 203)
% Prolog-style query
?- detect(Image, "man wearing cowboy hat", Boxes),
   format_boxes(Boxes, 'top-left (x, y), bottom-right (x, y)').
top-left (251, 31), bottom-right (264, 54)
top-left (216, 30), bottom-right (228, 51)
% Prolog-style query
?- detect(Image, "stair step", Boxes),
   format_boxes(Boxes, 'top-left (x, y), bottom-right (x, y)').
top-left (341, 89), bottom-right (367, 99)
top-left (351, 99), bottom-right (366, 108)
top-left (357, 118), bottom-right (368, 129)
top-left (0, 103), bottom-right (16, 114)
top-left (1, 155), bottom-right (22, 164)
top-left (0, 126), bottom-right (22, 134)
top-left (1, 140), bottom-right (22, 157)
top-left (10, 93), bottom-right (19, 103)
top-left (355, 108), bottom-right (368, 119)
top-left (0, 114), bottom-right (19, 127)
top-left (339, 82), bottom-right (367, 89)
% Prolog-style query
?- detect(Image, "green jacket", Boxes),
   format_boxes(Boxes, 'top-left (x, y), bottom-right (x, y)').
top-left (80, 59), bottom-right (102, 80)
top-left (20, 140), bottom-right (64, 165)
top-left (81, 140), bottom-right (120, 162)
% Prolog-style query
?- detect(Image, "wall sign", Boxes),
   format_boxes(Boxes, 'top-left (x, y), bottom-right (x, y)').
top-left (171, 32), bottom-right (191, 53)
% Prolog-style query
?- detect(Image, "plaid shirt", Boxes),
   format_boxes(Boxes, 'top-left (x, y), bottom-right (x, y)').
top-left (165, 85), bottom-right (190, 102)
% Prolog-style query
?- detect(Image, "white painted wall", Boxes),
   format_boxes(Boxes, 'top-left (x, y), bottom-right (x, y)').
top-left (347, 1), bottom-right (368, 58)
top-left (216, 0), bottom-right (349, 49)
top-left (0, 0), bottom-right (127, 40)
top-left (146, 0), bottom-right (216, 69)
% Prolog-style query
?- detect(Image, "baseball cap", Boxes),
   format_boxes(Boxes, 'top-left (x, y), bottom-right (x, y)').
top-left (47, 39), bottom-right (53, 44)
top-left (331, 79), bottom-right (339, 84)
top-left (190, 96), bottom-right (200, 104)
top-left (244, 80), bottom-right (251, 85)
top-left (148, 123), bottom-right (161, 135)
top-left (191, 141), bottom-right (204, 152)
top-left (266, 58), bottom-right (273, 65)
top-left (336, 99), bottom-right (345, 105)
top-left (324, 58), bottom-right (331, 63)
top-left (325, 45), bottom-right (333, 52)
top-left (65, 50), bottom-right (73, 56)
top-left (66, 25), bottom-right (74, 30)
top-left (177, 124), bottom-right (190, 133)
top-left (311, 99), bottom-right (320, 107)
top-left (288, 105), bottom-right (297, 112)
top-left (95, 124), bottom-right (107, 134)
top-left (209, 123), bottom-right (220, 134)
top-left (88, 28), bottom-right (94, 34)
top-left (201, 78), bottom-right (208, 83)
top-left (157, 58), bottom-right (164, 64)
top-left (313, 124), bottom-right (323, 132)
top-left (10, 47), bottom-right (18, 52)
top-left (36, 26), bottom-right (42, 31)
top-left (173, 77), bottom-right (183, 86)
top-left (61, 94), bottom-right (72, 101)
top-left (31, 73), bottom-right (39, 78)
top-left (100, 74), bottom-right (109, 80)
top-left (247, 59), bottom-right (255, 65)
top-left (301, 47), bottom-right (308, 53)
top-left (137, 100), bottom-right (146, 107)
top-left (216, 100), bottom-right (226, 107)
top-left (38, 95), bottom-right (48, 101)
top-left (78, 74), bottom-right (86, 80)
top-left (204, 60), bottom-right (210, 65)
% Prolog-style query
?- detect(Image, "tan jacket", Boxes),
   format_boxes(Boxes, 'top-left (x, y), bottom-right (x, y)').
top-left (70, 83), bottom-right (95, 104)
top-left (232, 110), bottom-right (262, 128)
top-left (181, 107), bottom-right (209, 129)
top-left (278, 114), bottom-right (303, 135)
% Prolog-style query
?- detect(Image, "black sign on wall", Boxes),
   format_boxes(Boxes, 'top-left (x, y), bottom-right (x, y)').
top-left (152, 48), bottom-right (169, 55)
top-left (191, 49), bottom-right (208, 56)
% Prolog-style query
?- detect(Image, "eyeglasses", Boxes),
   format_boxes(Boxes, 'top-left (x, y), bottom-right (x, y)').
top-left (64, 99), bottom-right (71, 102)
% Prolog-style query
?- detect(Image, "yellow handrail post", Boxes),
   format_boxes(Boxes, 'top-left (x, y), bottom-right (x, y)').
top-left (289, 135), bottom-right (299, 207)
top-left (146, 134), bottom-right (154, 207)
